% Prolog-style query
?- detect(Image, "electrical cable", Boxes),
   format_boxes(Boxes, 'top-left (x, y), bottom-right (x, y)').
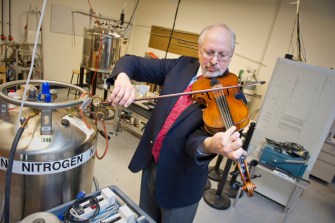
top-left (64, 196), bottom-right (100, 223)
top-left (90, 29), bottom-right (103, 96)
top-left (254, 0), bottom-right (281, 78)
top-left (2, 1), bottom-right (46, 222)
top-left (87, 2), bottom-right (103, 98)
top-left (93, 176), bottom-right (100, 191)
top-left (3, 113), bottom-right (35, 223)
top-left (164, 0), bottom-right (181, 59)
top-left (15, 0), bottom-right (47, 131)
top-left (0, 195), bottom-right (4, 223)
top-left (88, 0), bottom-right (95, 15)
top-left (295, 11), bottom-right (306, 62)
top-left (71, 11), bottom-right (77, 47)
top-left (297, 8), bottom-right (306, 61)
top-left (95, 119), bottom-right (109, 160)
top-left (287, 0), bottom-right (306, 62)
top-left (80, 91), bottom-right (93, 98)
top-left (4, 126), bottom-right (25, 223)
top-left (120, 10), bottom-right (125, 26)
top-left (8, 0), bottom-right (13, 41)
top-left (1, 0), bottom-right (5, 41)
top-left (91, 203), bottom-right (119, 223)
top-left (79, 107), bottom-right (92, 129)
top-left (123, 0), bottom-right (140, 32)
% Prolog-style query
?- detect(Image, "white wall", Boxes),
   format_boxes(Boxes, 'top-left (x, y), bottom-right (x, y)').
top-left (1, 0), bottom-right (135, 82)
top-left (2, 0), bottom-right (334, 116)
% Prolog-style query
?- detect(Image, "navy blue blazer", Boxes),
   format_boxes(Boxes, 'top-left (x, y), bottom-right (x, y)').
top-left (108, 55), bottom-right (223, 208)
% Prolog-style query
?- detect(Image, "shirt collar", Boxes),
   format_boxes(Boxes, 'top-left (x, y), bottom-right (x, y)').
top-left (196, 67), bottom-right (203, 78)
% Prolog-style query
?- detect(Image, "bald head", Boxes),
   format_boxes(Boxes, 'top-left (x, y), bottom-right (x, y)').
top-left (198, 24), bottom-right (236, 54)
top-left (197, 24), bottom-right (236, 77)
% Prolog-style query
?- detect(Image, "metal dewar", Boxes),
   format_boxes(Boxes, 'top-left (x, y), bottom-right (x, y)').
top-left (0, 81), bottom-right (97, 222)
top-left (82, 27), bottom-right (121, 73)
top-left (19, 212), bottom-right (60, 223)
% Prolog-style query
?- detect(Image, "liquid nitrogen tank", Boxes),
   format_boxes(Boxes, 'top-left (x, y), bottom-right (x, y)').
top-left (0, 80), bottom-right (97, 222)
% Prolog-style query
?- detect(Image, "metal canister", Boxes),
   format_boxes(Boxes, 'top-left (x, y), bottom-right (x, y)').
top-left (0, 106), bottom-right (96, 221)
top-left (19, 212), bottom-right (60, 223)
top-left (82, 27), bottom-right (121, 73)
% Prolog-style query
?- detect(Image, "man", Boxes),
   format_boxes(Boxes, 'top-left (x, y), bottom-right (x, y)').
top-left (107, 24), bottom-right (246, 223)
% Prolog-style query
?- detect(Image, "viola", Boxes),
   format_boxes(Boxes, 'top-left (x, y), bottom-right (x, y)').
top-left (191, 73), bottom-right (249, 133)
top-left (192, 72), bottom-right (256, 197)
top-left (100, 73), bottom-right (263, 196)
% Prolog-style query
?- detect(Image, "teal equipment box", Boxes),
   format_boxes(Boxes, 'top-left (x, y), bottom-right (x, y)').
top-left (260, 144), bottom-right (308, 177)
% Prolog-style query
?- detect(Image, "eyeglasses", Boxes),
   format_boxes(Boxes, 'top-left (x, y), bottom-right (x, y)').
top-left (200, 50), bottom-right (232, 62)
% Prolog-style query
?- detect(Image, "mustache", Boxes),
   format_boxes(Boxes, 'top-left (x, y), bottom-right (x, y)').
top-left (203, 65), bottom-right (219, 77)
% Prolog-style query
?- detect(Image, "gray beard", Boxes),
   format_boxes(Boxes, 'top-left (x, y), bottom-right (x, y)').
top-left (204, 70), bottom-right (222, 78)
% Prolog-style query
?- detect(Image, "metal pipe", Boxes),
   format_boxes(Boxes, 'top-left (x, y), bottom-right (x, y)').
top-left (72, 10), bottom-right (129, 25)
top-left (8, 0), bottom-right (13, 41)
top-left (1, 0), bottom-right (5, 41)
top-left (0, 80), bottom-right (86, 109)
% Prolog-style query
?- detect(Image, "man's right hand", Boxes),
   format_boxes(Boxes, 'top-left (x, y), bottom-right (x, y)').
top-left (108, 72), bottom-right (136, 107)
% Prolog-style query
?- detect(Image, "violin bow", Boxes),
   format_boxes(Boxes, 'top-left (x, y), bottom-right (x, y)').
top-left (136, 81), bottom-right (265, 101)
top-left (100, 81), bottom-right (265, 105)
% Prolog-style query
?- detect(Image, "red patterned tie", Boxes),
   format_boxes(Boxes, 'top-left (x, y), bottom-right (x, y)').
top-left (152, 85), bottom-right (193, 162)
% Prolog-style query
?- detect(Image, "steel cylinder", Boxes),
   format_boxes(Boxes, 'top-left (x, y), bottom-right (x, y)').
top-left (0, 107), bottom-right (97, 222)
top-left (82, 27), bottom-right (121, 73)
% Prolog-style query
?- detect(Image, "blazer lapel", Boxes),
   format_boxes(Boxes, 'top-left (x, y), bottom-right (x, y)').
top-left (166, 61), bottom-right (199, 111)
top-left (151, 57), bottom-right (200, 137)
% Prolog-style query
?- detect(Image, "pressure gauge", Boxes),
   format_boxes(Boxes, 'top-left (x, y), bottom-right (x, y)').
top-left (92, 96), bottom-right (103, 106)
